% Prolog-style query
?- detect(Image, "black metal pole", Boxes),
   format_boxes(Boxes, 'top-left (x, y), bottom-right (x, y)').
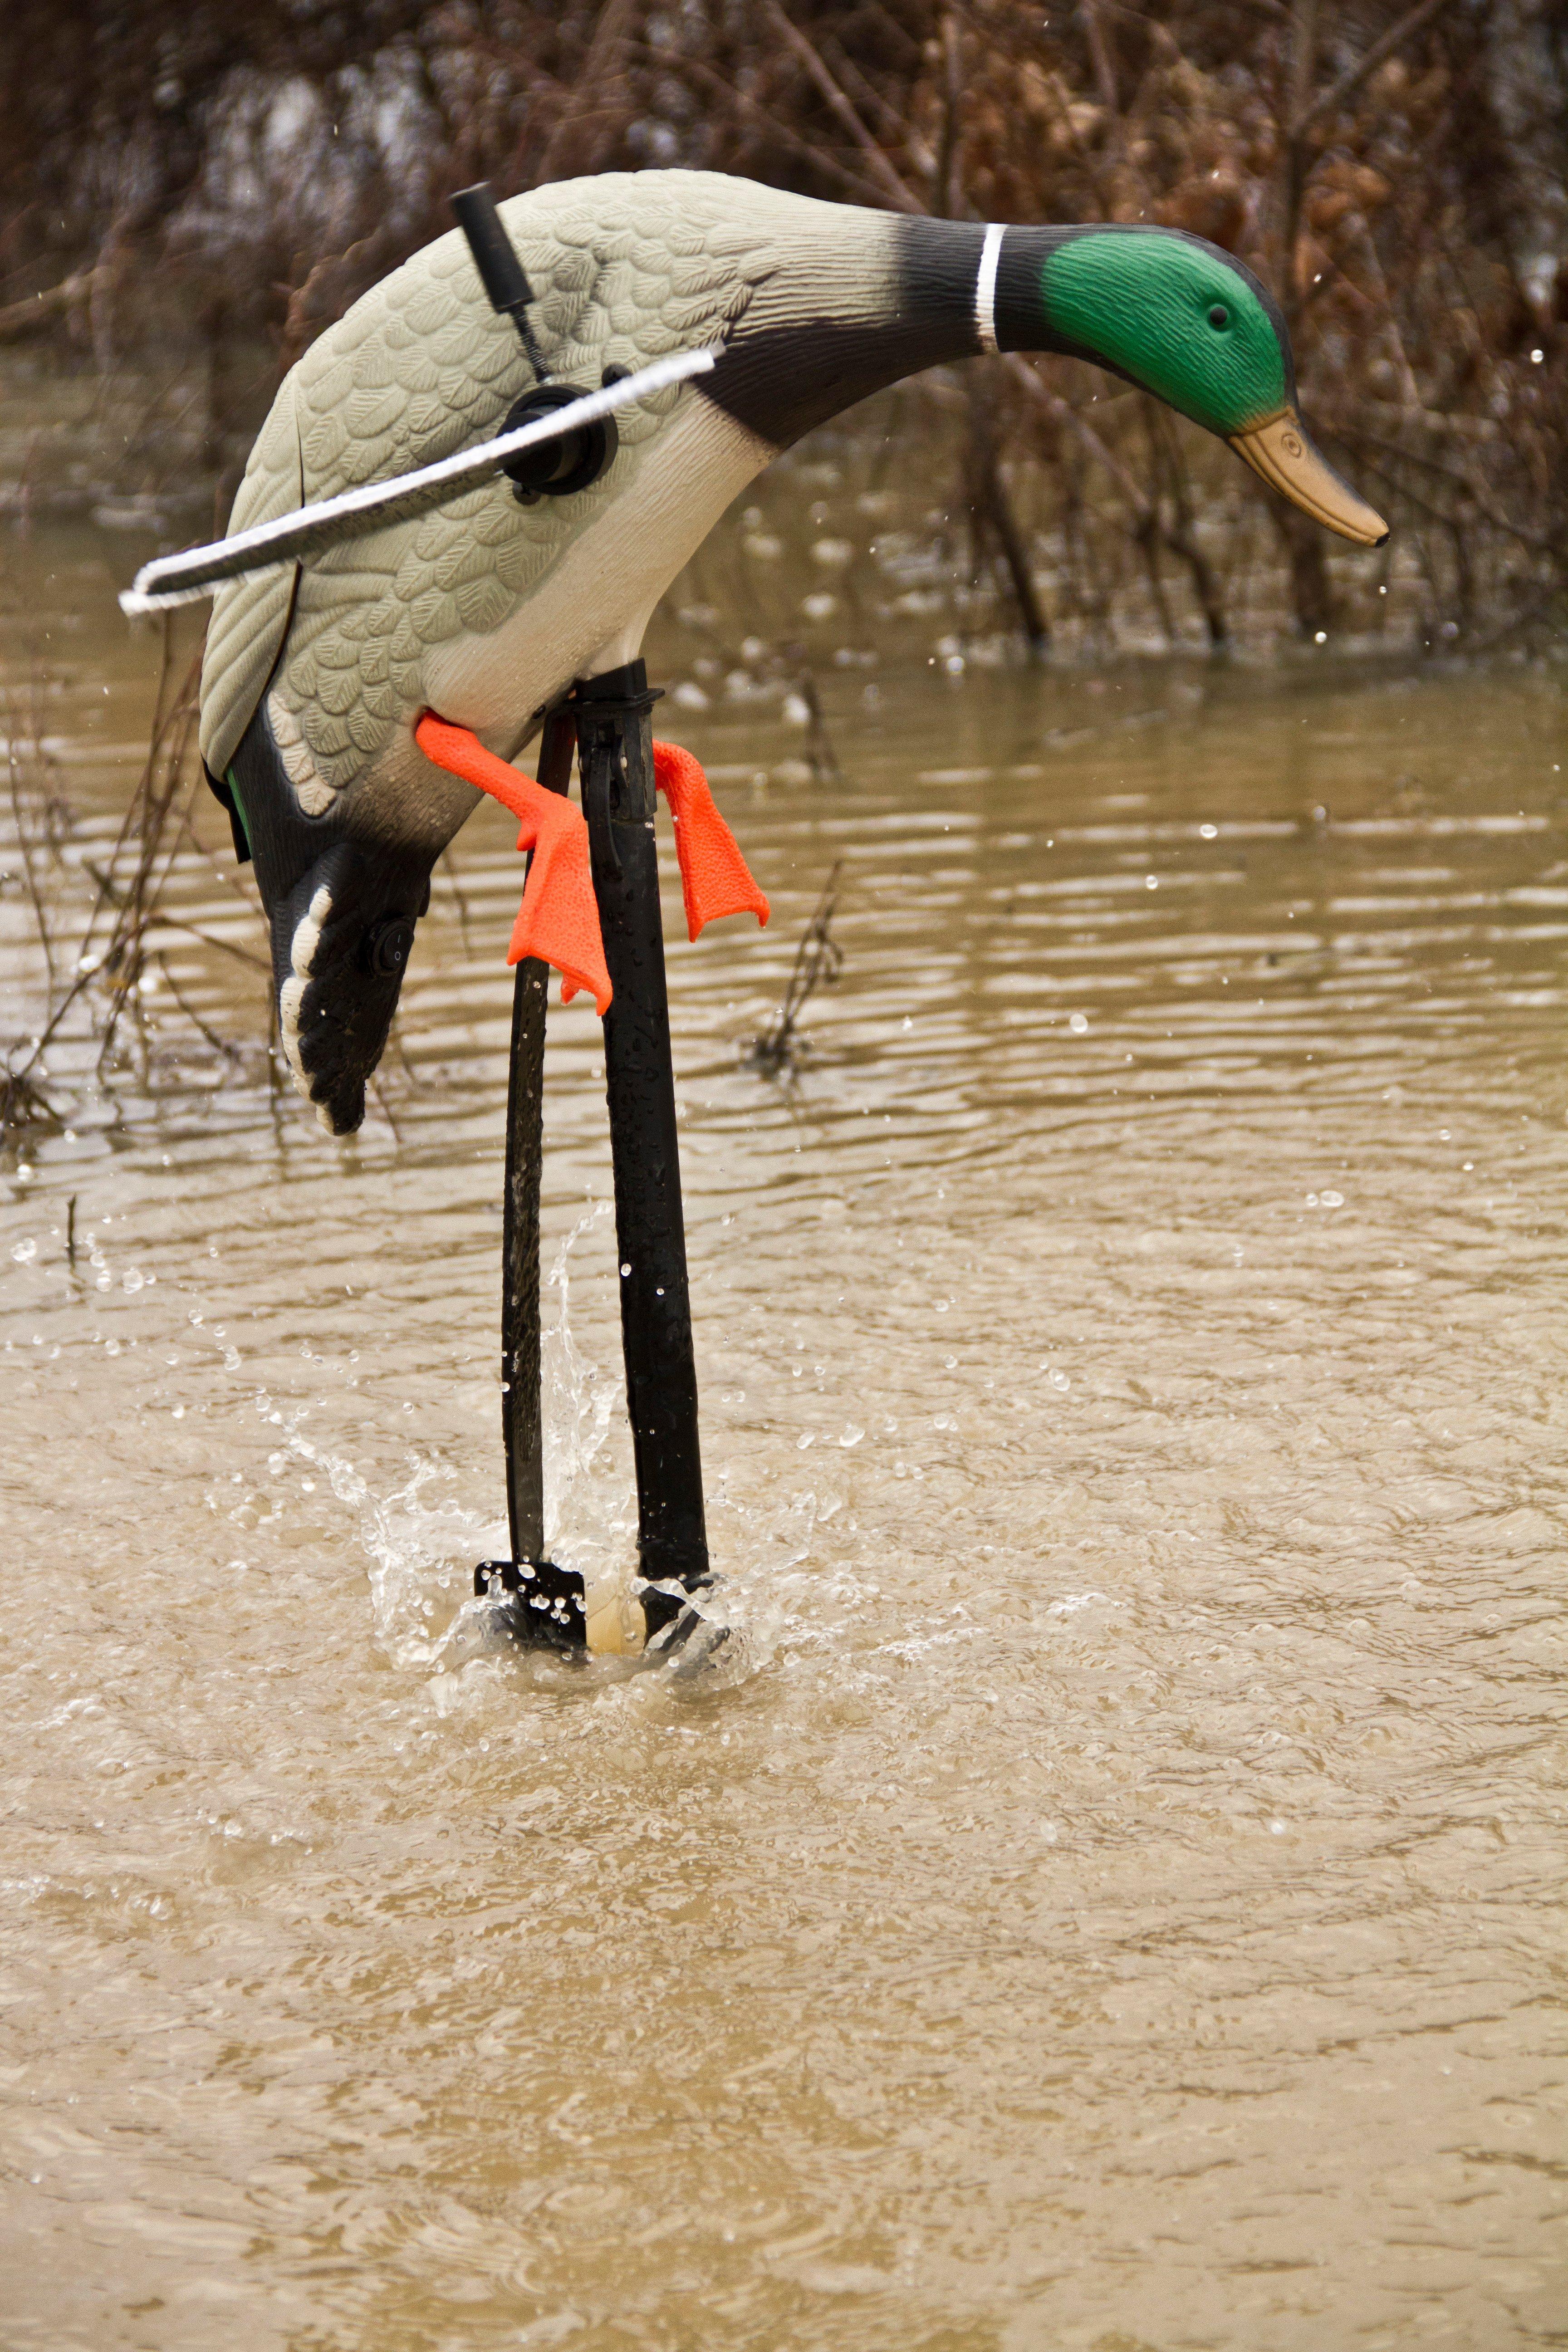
top-left (575, 661), bottom-right (710, 1597)
top-left (500, 702), bottom-right (574, 1568)
top-left (501, 959), bottom-right (548, 1562)
top-left (476, 702), bottom-right (588, 1650)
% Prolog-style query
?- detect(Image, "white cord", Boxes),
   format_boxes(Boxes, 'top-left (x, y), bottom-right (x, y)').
top-left (975, 225), bottom-right (1004, 356)
top-left (119, 345), bottom-right (718, 617)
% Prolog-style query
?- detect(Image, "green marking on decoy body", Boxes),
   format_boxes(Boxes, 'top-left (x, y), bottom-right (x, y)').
top-left (1042, 232), bottom-right (1289, 439)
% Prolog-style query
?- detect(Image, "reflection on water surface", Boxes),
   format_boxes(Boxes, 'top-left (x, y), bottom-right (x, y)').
top-left (2, 547), bottom-right (1565, 2349)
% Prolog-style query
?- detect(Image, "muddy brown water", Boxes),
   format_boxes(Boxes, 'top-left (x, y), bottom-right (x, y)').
top-left (2, 536), bottom-right (1566, 2349)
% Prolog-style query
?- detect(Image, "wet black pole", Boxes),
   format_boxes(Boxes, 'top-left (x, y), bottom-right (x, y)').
top-left (454, 180), bottom-right (593, 1641)
top-left (575, 661), bottom-right (710, 1606)
top-left (476, 700), bottom-right (588, 1648)
top-left (499, 702), bottom-right (574, 1567)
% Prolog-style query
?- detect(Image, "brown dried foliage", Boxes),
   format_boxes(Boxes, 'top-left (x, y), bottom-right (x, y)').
top-left (0, 622), bottom-right (276, 1148)
top-left (0, 1), bottom-right (1563, 643)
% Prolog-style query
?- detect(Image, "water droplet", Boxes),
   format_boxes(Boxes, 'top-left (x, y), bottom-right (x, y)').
top-left (1199, 822), bottom-right (1218, 839)
top-left (1068, 1013), bottom-right (1089, 1035)
top-left (11, 1239), bottom-right (36, 1263)
top-left (620, 1262), bottom-right (632, 1278)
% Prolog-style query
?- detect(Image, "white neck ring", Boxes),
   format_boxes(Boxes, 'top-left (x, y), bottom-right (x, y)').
top-left (975, 225), bottom-right (1004, 355)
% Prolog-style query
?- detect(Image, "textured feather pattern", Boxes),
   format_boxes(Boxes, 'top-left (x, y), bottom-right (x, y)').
top-left (200, 383), bottom-right (303, 780)
top-left (198, 172), bottom-right (823, 798)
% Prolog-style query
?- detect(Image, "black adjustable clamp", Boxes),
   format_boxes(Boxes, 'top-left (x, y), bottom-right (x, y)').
top-left (451, 183), bottom-right (619, 505)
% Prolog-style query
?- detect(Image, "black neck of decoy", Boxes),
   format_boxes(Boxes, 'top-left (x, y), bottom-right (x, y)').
top-left (704, 218), bottom-right (1110, 453)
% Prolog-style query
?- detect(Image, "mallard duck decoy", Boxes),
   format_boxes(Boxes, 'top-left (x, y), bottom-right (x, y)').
top-left (197, 169), bottom-right (1386, 1137)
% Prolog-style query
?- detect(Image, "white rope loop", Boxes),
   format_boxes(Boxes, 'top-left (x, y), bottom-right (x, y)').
top-left (119, 346), bottom-right (717, 617)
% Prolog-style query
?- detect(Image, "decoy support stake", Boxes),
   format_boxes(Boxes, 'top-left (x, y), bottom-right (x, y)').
top-left (450, 187), bottom-right (715, 1660)
top-left (471, 670), bottom-right (716, 1659)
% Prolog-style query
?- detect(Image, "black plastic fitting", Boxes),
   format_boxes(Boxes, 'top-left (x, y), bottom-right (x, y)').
top-left (498, 383), bottom-right (619, 505)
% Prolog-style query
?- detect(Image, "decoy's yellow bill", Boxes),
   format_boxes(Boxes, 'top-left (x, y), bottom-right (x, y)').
top-left (1229, 410), bottom-right (1389, 546)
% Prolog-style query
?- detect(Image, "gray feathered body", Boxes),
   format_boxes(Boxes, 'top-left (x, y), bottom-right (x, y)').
top-left (197, 172), bottom-right (986, 1130)
top-left (200, 174), bottom-right (975, 832)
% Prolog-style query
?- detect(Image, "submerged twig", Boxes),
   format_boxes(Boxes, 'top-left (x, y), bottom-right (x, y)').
top-left (155, 954), bottom-right (240, 1060)
top-left (2, 606), bottom-right (274, 1134)
top-left (6, 731), bottom-right (57, 988)
top-left (786, 658), bottom-right (843, 784)
top-left (0, 1065), bottom-right (59, 1149)
top-left (745, 861), bottom-right (845, 1075)
top-left (368, 1069), bottom-right (403, 1145)
top-left (439, 843), bottom-right (476, 958)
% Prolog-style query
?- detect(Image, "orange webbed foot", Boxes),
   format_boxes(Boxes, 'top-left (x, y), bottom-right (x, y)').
top-left (414, 712), bottom-right (612, 1015)
top-left (653, 741), bottom-right (769, 942)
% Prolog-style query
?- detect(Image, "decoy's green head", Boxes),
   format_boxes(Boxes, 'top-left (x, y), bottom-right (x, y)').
top-left (1001, 226), bottom-right (1388, 547)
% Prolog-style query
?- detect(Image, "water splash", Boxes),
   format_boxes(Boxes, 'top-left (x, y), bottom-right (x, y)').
top-left (540, 1199), bottom-right (636, 1603)
top-left (304, 1200), bottom-right (817, 1685)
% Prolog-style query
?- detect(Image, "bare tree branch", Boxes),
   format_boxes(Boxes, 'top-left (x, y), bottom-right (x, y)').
top-left (1294, 0), bottom-right (1452, 139)
top-left (761, 1), bottom-right (925, 214)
